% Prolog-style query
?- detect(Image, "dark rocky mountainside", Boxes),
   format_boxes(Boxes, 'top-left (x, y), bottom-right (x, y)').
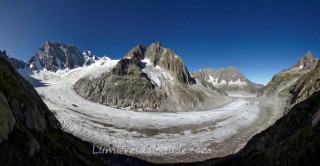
top-left (75, 42), bottom-right (229, 112)
top-left (28, 42), bottom-right (90, 72)
top-left (191, 67), bottom-right (263, 94)
top-left (0, 56), bottom-right (104, 165)
top-left (288, 60), bottom-right (320, 109)
top-left (0, 50), bottom-right (25, 69)
top-left (260, 51), bottom-right (319, 97)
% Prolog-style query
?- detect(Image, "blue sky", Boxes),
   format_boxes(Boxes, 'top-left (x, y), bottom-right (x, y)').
top-left (1, 0), bottom-right (320, 84)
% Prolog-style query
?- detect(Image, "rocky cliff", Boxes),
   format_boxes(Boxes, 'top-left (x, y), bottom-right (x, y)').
top-left (75, 42), bottom-right (229, 112)
top-left (0, 56), bottom-right (104, 165)
top-left (192, 67), bottom-right (263, 94)
top-left (144, 42), bottom-right (196, 85)
top-left (288, 60), bottom-right (320, 109)
top-left (28, 42), bottom-right (86, 72)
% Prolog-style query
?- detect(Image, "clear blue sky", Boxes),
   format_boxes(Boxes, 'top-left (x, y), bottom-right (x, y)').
top-left (1, 0), bottom-right (320, 84)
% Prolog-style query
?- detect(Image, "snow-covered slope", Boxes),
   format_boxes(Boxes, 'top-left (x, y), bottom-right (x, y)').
top-left (141, 58), bottom-right (174, 86)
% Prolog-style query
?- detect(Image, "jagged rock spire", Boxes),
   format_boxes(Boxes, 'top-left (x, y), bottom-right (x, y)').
top-left (293, 51), bottom-right (318, 70)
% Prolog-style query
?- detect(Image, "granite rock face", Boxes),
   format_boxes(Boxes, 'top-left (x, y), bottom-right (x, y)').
top-left (28, 42), bottom-right (85, 72)
top-left (289, 60), bottom-right (320, 108)
top-left (0, 92), bottom-right (16, 143)
top-left (124, 45), bottom-right (146, 60)
top-left (75, 42), bottom-right (229, 112)
top-left (144, 42), bottom-right (196, 85)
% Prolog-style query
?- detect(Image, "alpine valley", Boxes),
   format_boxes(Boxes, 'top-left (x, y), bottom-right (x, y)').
top-left (0, 42), bottom-right (319, 166)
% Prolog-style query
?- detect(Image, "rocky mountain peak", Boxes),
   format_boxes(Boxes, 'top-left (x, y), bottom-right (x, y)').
top-left (224, 66), bottom-right (243, 78)
top-left (147, 41), bottom-right (162, 52)
top-left (204, 66), bottom-right (244, 81)
top-left (122, 42), bottom-right (195, 85)
top-left (226, 66), bottom-right (238, 71)
top-left (124, 45), bottom-right (146, 60)
top-left (261, 51), bottom-right (318, 96)
top-left (192, 66), bottom-right (262, 94)
top-left (292, 51), bottom-right (318, 70)
top-left (74, 42), bottom-right (230, 112)
top-left (145, 42), bottom-right (195, 85)
top-left (28, 42), bottom-right (85, 72)
top-left (82, 50), bottom-right (99, 66)
top-left (83, 50), bottom-right (93, 57)
top-left (303, 51), bottom-right (313, 58)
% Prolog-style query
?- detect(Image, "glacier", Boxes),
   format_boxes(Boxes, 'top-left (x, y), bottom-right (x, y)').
top-left (24, 58), bottom-right (280, 163)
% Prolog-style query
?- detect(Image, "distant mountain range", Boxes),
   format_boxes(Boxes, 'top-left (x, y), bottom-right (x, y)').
top-left (191, 67), bottom-right (263, 95)
top-left (3, 41), bottom-right (264, 98)
top-left (2, 42), bottom-right (318, 107)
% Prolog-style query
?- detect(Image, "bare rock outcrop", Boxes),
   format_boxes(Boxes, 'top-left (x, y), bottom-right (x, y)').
top-left (289, 60), bottom-right (320, 108)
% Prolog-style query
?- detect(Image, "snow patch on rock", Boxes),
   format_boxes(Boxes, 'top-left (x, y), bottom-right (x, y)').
top-left (141, 58), bottom-right (174, 87)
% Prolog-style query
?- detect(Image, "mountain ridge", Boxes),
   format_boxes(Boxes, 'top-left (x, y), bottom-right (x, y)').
top-left (191, 66), bottom-right (263, 94)
top-left (260, 51), bottom-right (319, 97)
top-left (27, 41), bottom-right (98, 72)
